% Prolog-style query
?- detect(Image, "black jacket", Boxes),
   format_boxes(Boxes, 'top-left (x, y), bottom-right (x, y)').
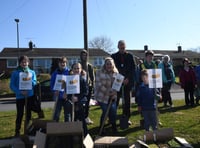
top-left (111, 51), bottom-right (135, 88)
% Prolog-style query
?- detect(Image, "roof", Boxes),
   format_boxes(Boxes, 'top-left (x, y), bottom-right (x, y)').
top-left (0, 48), bottom-right (110, 59)
top-left (127, 49), bottom-right (200, 60)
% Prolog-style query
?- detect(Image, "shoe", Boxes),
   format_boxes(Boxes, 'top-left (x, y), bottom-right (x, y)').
top-left (128, 120), bottom-right (132, 125)
top-left (38, 110), bottom-right (45, 118)
top-left (170, 104), bottom-right (174, 108)
top-left (85, 117), bottom-right (94, 124)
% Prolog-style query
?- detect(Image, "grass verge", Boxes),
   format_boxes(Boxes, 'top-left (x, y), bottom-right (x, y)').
top-left (0, 100), bottom-right (200, 147)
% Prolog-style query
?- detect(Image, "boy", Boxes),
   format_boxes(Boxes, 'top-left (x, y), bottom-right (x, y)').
top-left (137, 69), bottom-right (160, 131)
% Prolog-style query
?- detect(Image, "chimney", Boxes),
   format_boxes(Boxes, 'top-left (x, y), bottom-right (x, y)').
top-left (178, 46), bottom-right (182, 52)
top-left (29, 40), bottom-right (33, 50)
top-left (144, 45), bottom-right (148, 51)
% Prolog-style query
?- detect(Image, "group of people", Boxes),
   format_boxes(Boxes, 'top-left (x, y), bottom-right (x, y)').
top-left (10, 39), bottom-right (200, 137)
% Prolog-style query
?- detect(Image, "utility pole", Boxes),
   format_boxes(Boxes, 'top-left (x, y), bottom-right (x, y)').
top-left (83, 0), bottom-right (88, 51)
top-left (14, 19), bottom-right (20, 57)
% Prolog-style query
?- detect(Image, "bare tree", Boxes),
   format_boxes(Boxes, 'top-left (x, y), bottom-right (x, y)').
top-left (189, 46), bottom-right (200, 53)
top-left (89, 36), bottom-right (115, 53)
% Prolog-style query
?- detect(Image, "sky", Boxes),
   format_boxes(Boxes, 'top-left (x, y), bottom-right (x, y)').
top-left (0, 0), bottom-right (200, 53)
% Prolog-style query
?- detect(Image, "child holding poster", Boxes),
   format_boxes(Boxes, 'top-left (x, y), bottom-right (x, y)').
top-left (10, 55), bottom-right (37, 137)
top-left (137, 69), bottom-right (161, 131)
top-left (50, 56), bottom-right (70, 122)
top-left (67, 62), bottom-right (88, 137)
top-left (94, 57), bottom-right (119, 134)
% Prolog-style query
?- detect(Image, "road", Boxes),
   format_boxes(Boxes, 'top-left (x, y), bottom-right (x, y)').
top-left (0, 92), bottom-right (184, 112)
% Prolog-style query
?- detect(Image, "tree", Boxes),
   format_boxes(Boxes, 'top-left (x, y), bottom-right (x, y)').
top-left (89, 36), bottom-right (115, 53)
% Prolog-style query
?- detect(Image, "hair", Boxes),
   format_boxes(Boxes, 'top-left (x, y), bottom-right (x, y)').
top-left (80, 49), bottom-right (88, 55)
top-left (18, 55), bottom-right (30, 63)
top-left (145, 50), bottom-right (154, 57)
top-left (71, 62), bottom-right (86, 76)
top-left (58, 56), bottom-right (68, 63)
top-left (141, 69), bottom-right (148, 77)
top-left (182, 57), bottom-right (190, 64)
top-left (102, 57), bottom-right (118, 73)
top-left (163, 55), bottom-right (170, 62)
top-left (118, 40), bottom-right (125, 48)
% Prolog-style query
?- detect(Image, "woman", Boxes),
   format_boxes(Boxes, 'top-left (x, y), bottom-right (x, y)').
top-left (94, 57), bottom-right (119, 134)
top-left (179, 58), bottom-right (196, 106)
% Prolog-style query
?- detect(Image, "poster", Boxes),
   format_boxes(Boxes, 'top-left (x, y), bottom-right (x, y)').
top-left (147, 69), bottom-right (163, 88)
top-left (19, 72), bottom-right (32, 90)
top-left (112, 73), bottom-right (124, 91)
top-left (53, 74), bottom-right (67, 91)
top-left (66, 75), bottom-right (80, 94)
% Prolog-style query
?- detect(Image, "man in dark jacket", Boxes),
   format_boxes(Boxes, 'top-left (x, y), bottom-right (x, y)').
top-left (80, 49), bottom-right (95, 124)
top-left (111, 40), bottom-right (135, 125)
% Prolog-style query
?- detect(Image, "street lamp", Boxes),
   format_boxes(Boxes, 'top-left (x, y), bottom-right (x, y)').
top-left (14, 19), bottom-right (20, 57)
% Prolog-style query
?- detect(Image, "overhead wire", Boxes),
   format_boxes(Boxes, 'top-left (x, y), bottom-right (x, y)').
top-left (0, 0), bottom-right (31, 24)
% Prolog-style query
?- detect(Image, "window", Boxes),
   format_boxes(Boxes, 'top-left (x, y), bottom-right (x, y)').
top-left (94, 57), bottom-right (104, 66)
top-left (7, 59), bottom-right (18, 68)
top-left (68, 57), bottom-right (79, 67)
top-left (33, 59), bottom-right (51, 74)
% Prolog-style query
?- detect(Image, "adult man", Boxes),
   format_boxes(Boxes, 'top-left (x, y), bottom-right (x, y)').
top-left (111, 40), bottom-right (135, 125)
top-left (80, 49), bottom-right (95, 124)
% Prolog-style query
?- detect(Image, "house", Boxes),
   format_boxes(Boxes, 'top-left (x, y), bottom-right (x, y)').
top-left (127, 45), bottom-right (200, 75)
top-left (0, 47), bottom-right (110, 76)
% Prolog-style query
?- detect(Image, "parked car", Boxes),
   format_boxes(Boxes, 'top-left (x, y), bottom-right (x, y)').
top-left (34, 79), bottom-right (53, 101)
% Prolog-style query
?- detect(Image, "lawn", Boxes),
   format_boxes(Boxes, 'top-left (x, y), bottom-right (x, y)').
top-left (0, 100), bottom-right (200, 147)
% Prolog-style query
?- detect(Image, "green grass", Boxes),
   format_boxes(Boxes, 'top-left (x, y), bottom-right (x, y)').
top-left (0, 100), bottom-right (200, 147)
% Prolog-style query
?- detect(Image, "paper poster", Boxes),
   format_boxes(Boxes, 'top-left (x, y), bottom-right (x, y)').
top-left (112, 73), bottom-right (124, 91)
top-left (147, 69), bottom-right (163, 88)
top-left (53, 74), bottom-right (67, 91)
top-left (66, 75), bottom-right (80, 94)
top-left (19, 72), bottom-right (33, 90)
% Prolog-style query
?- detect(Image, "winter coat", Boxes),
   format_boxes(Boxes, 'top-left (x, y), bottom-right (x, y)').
top-left (94, 69), bottom-right (118, 104)
top-left (50, 67), bottom-right (69, 100)
top-left (10, 66), bottom-right (37, 99)
top-left (179, 67), bottom-right (196, 89)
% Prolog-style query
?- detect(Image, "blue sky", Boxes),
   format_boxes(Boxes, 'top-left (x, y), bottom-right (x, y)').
top-left (0, 0), bottom-right (200, 52)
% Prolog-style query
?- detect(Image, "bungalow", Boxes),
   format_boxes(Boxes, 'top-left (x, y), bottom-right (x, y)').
top-left (0, 47), bottom-right (110, 76)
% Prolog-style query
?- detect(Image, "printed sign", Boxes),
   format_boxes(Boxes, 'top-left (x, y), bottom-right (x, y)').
top-left (148, 69), bottom-right (163, 88)
top-left (112, 73), bottom-right (124, 91)
top-left (66, 75), bottom-right (80, 94)
top-left (53, 74), bottom-right (67, 91)
top-left (19, 72), bottom-right (32, 90)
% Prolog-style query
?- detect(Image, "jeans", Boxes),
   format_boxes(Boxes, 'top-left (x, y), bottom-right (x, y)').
top-left (142, 110), bottom-right (157, 131)
top-left (98, 101), bottom-right (117, 126)
top-left (184, 82), bottom-right (195, 106)
top-left (53, 99), bottom-right (72, 122)
top-left (162, 82), bottom-right (172, 106)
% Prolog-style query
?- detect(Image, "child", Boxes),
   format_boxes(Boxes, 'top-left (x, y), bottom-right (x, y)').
top-left (68, 62), bottom-right (88, 137)
top-left (10, 55), bottom-right (37, 136)
top-left (137, 69), bottom-right (160, 131)
top-left (50, 57), bottom-right (70, 122)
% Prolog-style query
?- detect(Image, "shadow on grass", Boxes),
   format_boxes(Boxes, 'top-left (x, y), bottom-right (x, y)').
top-left (158, 104), bottom-right (198, 114)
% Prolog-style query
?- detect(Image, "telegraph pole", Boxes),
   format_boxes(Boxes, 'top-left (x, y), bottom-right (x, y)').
top-left (83, 0), bottom-right (88, 51)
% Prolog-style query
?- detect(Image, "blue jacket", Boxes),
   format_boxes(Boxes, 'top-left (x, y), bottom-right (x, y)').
top-left (10, 67), bottom-right (37, 99)
top-left (137, 83), bottom-right (157, 110)
top-left (50, 67), bottom-right (69, 100)
top-left (158, 62), bottom-right (175, 83)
